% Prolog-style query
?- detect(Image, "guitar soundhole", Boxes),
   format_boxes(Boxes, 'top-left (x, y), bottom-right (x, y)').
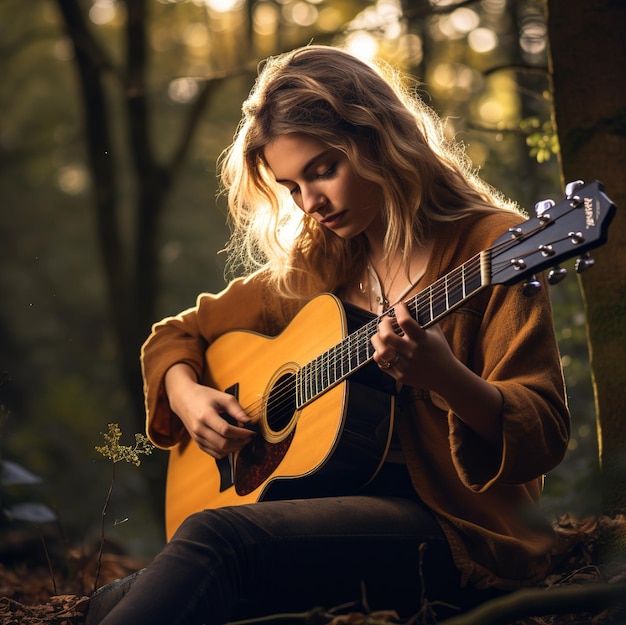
top-left (234, 372), bottom-right (298, 496)
top-left (266, 373), bottom-right (297, 434)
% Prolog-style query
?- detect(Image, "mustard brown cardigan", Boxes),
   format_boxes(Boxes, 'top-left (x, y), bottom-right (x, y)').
top-left (141, 212), bottom-right (570, 591)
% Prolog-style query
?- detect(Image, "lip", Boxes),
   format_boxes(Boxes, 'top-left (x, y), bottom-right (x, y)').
top-left (320, 211), bottom-right (346, 228)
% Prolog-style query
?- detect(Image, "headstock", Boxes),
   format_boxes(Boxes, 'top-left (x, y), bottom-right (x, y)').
top-left (490, 180), bottom-right (616, 293)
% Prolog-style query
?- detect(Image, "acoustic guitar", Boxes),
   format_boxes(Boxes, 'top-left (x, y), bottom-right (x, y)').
top-left (165, 180), bottom-right (615, 540)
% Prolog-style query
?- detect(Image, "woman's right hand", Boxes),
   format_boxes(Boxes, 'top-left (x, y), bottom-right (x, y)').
top-left (164, 363), bottom-right (255, 459)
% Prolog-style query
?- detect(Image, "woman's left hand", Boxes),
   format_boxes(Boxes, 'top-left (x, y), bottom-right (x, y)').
top-left (371, 302), bottom-right (456, 392)
top-left (372, 302), bottom-right (504, 444)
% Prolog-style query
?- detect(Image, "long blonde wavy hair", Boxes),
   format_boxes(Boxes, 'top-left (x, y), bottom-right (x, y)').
top-left (219, 45), bottom-right (519, 299)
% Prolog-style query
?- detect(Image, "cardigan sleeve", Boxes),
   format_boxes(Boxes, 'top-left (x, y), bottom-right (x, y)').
top-left (140, 273), bottom-right (289, 449)
top-left (446, 271), bottom-right (571, 492)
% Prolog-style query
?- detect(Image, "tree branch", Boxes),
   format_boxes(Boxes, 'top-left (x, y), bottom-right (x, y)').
top-left (437, 583), bottom-right (626, 625)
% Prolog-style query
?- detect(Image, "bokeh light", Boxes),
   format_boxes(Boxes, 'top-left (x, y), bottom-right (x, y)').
top-left (89, 0), bottom-right (117, 25)
top-left (344, 31), bottom-right (379, 61)
top-left (253, 2), bottom-right (280, 36)
top-left (468, 27), bottom-right (498, 53)
top-left (57, 164), bottom-right (89, 195)
top-left (199, 0), bottom-right (244, 12)
top-left (168, 77), bottom-right (199, 103)
top-left (283, 1), bottom-right (318, 27)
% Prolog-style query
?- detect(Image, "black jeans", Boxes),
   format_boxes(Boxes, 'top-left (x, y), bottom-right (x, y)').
top-left (98, 465), bottom-right (496, 625)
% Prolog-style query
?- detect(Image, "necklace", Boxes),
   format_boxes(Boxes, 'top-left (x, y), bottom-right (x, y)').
top-left (371, 259), bottom-right (402, 310)
top-left (360, 256), bottom-right (429, 314)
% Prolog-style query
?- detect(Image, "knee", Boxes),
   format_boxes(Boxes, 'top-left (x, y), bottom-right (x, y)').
top-left (171, 506), bottom-right (262, 557)
top-left (174, 509), bottom-right (238, 546)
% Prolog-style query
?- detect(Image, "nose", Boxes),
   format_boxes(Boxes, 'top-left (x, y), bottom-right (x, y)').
top-left (299, 184), bottom-right (327, 215)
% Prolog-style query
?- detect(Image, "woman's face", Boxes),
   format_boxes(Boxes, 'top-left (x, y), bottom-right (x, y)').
top-left (263, 133), bottom-right (385, 242)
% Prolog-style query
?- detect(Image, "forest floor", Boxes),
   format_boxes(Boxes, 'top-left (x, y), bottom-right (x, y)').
top-left (1, 515), bottom-right (625, 625)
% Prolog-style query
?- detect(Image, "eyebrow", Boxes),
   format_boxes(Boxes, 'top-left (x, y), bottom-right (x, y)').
top-left (274, 148), bottom-right (333, 184)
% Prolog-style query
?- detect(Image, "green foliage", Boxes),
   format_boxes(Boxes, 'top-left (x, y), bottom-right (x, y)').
top-left (93, 423), bottom-right (155, 591)
top-left (95, 423), bottom-right (154, 468)
top-left (522, 117), bottom-right (560, 163)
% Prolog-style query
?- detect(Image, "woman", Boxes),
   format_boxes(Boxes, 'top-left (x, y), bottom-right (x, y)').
top-left (99, 46), bottom-right (570, 624)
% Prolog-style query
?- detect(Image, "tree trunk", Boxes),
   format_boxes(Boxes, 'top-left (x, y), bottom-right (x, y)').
top-left (547, 0), bottom-right (626, 515)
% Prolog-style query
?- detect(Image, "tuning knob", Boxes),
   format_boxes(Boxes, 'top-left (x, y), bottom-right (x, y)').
top-left (547, 266), bottom-right (567, 285)
top-left (522, 275), bottom-right (541, 296)
top-left (565, 180), bottom-right (585, 206)
top-left (575, 254), bottom-right (595, 273)
top-left (534, 199), bottom-right (554, 219)
top-left (565, 180), bottom-right (584, 198)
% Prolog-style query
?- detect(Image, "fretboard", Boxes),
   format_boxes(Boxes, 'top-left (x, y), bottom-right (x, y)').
top-left (296, 251), bottom-right (490, 408)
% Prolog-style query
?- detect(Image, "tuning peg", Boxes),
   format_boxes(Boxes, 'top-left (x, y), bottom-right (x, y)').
top-left (565, 180), bottom-right (585, 206)
top-left (534, 199), bottom-right (554, 220)
top-left (548, 266), bottom-right (567, 285)
top-left (565, 180), bottom-right (584, 198)
top-left (522, 275), bottom-right (541, 296)
top-left (575, 254), bottom-right (595, 273)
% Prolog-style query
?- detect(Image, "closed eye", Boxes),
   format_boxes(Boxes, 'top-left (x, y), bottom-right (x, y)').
top-left (317, 163), bottom-right (337, 180)
top-left (285, 163), bottom-right (336, 196)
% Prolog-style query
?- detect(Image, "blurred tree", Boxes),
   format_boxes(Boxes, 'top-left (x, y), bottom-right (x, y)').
top-left (53, 0), bottom-right (246, 425)
top-left (50, 0), bottom-right (370, 431)
top-left (548, 0), bottom-right (626, 515)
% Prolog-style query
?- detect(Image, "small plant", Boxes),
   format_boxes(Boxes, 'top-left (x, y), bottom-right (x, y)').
top-left (94, 423), bottom-right (154, 592)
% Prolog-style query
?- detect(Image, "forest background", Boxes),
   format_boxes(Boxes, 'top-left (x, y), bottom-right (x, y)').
top-left (0, 0), bottom-right (624, 574)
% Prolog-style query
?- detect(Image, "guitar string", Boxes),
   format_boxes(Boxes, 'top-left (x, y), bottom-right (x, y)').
top-left (260, 247), bottom-right (505, 424)
top-left (242, 254), bottom-right (485, 423)
top-left (244, 254), bottom-right (486, 425)
top-left (239, 219), bottom-right (560, 427)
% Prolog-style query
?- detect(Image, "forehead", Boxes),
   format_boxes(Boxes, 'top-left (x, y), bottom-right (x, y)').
top-left (263, 133), bottom-right (331, 180)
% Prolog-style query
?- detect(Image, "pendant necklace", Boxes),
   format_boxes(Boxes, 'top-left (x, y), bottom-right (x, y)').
top-left (360, 259), bottom-right (428, 314)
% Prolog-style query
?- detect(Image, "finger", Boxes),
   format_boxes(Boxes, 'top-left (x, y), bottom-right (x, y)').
top-left (372, 334), bottom-right (396, 367)
top-left (196, 425), bottom-right (252, 459)
top-left (210, 412), bottom-right (256, 441)
top-left (377, 349), bottom-right (402, 371)
top-left (218, 394), bottom-right (252, 425)
top-left (392, 303), bottom-right (425, 342)
top-left (377, 358), bottom-right (392, 371)
top-left (372, 319), bottom-right (401, 368)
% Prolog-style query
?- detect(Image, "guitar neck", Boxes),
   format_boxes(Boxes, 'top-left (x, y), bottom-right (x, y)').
top-left (409, 251), bottom-right (488, 327)
top-left (297, 251), bottom-right (490, 407)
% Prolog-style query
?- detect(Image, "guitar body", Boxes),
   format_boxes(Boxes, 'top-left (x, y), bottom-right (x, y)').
top-left (165, 293), bottom-right (396, 540)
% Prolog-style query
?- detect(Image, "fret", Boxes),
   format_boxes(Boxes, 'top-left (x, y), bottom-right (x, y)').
top-left (321, 352), bottom-right (330, 392)
top-left (447, 266), bottom-right (464, 309)
top-left (466, 254), bottom-right (484, 295)
top-left (431, 276), bottom-right (447, 319)
top-left (356, 327), bottom-right (369, 366)
top-left (309, 360), bottom-right (316, 400)
top-left (415, 288), bottom-right (432, 326)
top-left (319, 353), bottom-right (328, 394)
top-left (329, 344), bottom-right (340, 386)
top-left (461, 264), bottom-right (467, 299)
top-left (338, 343), bottom-right (345, 379)
top-left (348, 333), bottom-right (360, 371)
top-left (298, 364), bottom-right (308, 406)
top-left (365, 323), bottom-right (376, 360)
top-left (428, 283), bottom-right (434, 322)
top-left (296, 369), bottom-right (303, 407)
top-left (303, 367), bottom-right (310, 406)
